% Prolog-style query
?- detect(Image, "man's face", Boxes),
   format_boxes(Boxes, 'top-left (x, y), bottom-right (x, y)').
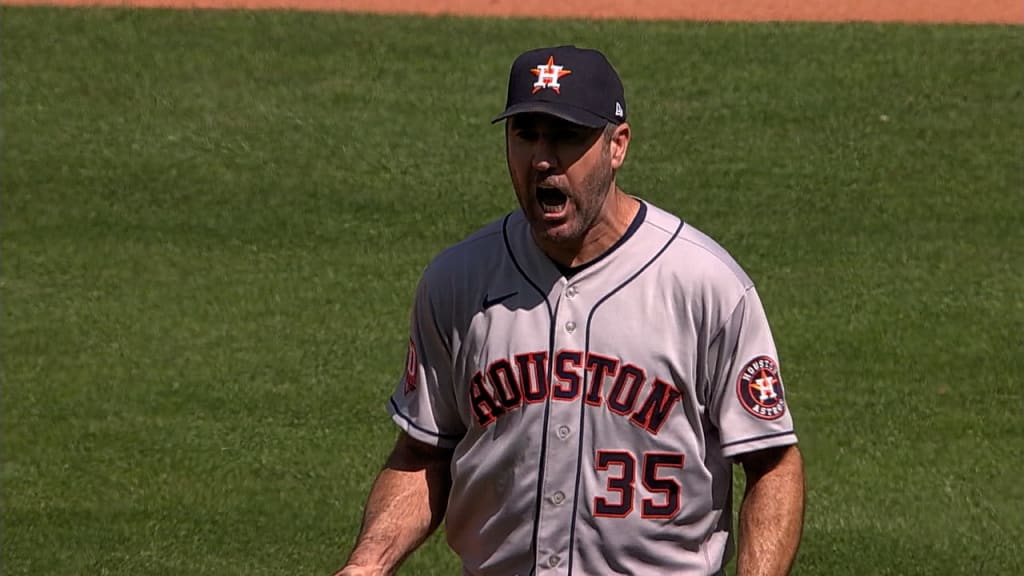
top-left (505, 113), bottom-right (622, 248)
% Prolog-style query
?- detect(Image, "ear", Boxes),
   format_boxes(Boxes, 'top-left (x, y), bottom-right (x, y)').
top-left (608, 122), bottom-right (631, 170)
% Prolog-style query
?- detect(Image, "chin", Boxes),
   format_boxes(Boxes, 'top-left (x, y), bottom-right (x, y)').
top-left (532, 221), bottom-right (581, 245)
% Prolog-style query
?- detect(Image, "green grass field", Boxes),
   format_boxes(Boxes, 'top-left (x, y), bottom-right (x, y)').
top-left (2, 6), bottom-right (1022, 575)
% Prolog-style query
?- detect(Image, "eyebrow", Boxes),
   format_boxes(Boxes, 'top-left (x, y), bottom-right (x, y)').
top-left (511, 116), bottom-right (589, 133)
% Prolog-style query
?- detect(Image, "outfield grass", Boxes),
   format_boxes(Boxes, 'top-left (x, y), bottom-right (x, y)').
top-left (2, 7), bottom-right (1022, 575)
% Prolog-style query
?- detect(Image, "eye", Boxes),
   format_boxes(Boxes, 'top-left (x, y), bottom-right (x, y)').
top-left (514, 129), bottom-right (539, 142)
top-left (555, 128), bottom-right (591, 144)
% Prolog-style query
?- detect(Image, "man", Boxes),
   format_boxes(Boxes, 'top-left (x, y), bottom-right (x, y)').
top-left (335, 45), bottom-right (804, 576)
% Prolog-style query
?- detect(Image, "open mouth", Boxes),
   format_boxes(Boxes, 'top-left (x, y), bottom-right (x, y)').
top-left (536, 186), bottom-right (568, 214)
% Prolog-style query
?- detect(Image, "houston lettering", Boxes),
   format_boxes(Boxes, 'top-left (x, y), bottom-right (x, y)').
top-left (469, 349), bottom-right (682, 436)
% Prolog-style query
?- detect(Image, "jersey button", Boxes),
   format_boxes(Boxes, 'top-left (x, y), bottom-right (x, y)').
top-left (556, 425), bottom-right (571, 439)
top-left (551, 491), bottom-right (566, 505)
top-left (565, 321), bottom-right (576, 333)
top-left (566, 285), bottom-right (578, 298)
top-left (548, 555), bottom-right (561, 567)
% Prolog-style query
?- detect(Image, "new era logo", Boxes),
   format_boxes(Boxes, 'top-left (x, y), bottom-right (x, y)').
top-left (615, 102), bottom-right (624, 118)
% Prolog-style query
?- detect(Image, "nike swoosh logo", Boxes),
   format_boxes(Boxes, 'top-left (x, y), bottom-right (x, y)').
top-left (482, 291), bottom-right (518, 309)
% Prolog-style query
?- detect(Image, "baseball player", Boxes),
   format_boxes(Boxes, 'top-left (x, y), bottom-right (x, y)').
top-left (335, 45), bottom-right (804, 576)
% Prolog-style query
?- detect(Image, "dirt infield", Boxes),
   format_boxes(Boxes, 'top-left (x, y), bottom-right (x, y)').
top-left (1, 0), bottom-right (1021, 24)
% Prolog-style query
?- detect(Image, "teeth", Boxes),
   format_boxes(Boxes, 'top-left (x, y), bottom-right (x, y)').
top-left (537, 186), bottom-right (567, 214)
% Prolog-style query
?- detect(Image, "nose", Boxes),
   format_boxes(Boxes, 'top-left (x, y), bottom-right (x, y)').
top-left (531, 136), bottom-right (557, 172)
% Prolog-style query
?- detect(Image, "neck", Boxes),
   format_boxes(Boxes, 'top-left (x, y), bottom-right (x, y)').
top-left (541, 188), bottom-right (640, 268)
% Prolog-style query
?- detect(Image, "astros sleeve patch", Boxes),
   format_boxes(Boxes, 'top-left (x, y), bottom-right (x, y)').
top-left (735, 355), bottom-right (787, 421)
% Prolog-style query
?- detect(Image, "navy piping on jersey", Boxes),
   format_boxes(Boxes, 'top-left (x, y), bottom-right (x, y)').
top-left (389, 398), bottom-right (464, 441)
top-left (720, 429), bottom-right (796, 449)
top-left (554, 201), bottom-right (648, 278)
top-left (501, 213), bottom-right (558, 576)
top-left (565, 216), bottom-right (684, 575)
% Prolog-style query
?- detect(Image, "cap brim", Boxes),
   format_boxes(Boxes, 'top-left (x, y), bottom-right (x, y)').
top-left (491, 101), bottom-right (608, 129)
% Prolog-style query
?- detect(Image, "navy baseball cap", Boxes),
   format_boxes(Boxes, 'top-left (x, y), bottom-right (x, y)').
top-left (492, 45), bottom-right (627, 129)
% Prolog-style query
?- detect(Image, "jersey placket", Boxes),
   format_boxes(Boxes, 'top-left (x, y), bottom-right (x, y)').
top-left (535, 276), bottom-right (587, 575)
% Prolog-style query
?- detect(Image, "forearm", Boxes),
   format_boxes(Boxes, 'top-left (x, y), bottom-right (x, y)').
top-left (340, 435), bottom-right (452, 575)
top-left (737, 445), bottom-right (805, 576)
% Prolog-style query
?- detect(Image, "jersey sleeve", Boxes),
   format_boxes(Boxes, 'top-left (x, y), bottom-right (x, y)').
top-left (708, 287), bottom-right (798, 458)
top-left (386, 269), bottom-right (466, 449)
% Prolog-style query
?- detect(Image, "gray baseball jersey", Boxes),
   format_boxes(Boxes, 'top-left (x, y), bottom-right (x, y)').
top-left (388, 200), bottom-right (797, 576)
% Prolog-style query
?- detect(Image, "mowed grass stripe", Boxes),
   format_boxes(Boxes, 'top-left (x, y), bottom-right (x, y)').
top-left (2, 7), bottom-right (1021, 575)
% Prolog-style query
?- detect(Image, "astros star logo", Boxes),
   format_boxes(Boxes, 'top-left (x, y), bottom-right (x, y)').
top-left (532, 56), bottom-right (572, 94)
top-left (752, 372), bottom-right (778, 402)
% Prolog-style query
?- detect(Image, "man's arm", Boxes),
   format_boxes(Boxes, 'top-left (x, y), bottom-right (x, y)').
top-left (334, 431), bottom-right (454, 576)
top-left (735, 444), bottom-right (805, 576)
